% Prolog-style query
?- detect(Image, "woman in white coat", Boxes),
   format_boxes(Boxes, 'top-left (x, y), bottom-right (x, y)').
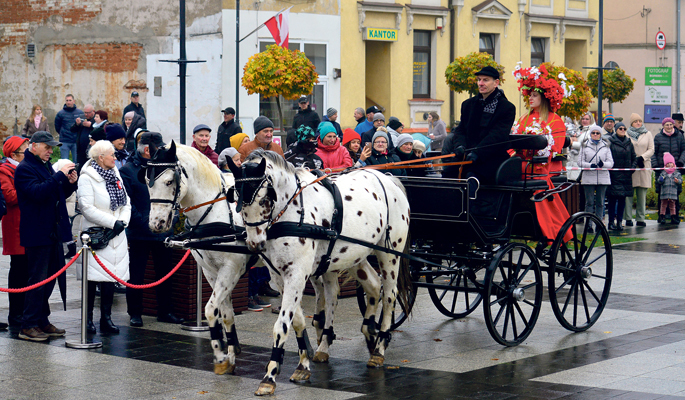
top-left (580, 125), bottom-right (614, 232)
top-left (78, 140), bottom-right (131, 334)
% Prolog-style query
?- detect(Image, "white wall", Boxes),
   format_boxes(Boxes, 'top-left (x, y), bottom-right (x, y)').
top-left (222, 10), bottom-right (341, 137)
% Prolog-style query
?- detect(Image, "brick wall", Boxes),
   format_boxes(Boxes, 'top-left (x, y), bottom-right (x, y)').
top-left (53, 43), bottom-right (143, 73)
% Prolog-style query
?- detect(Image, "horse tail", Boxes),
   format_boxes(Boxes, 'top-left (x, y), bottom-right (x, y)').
top-left (395, 231), bottom-right (415, 319)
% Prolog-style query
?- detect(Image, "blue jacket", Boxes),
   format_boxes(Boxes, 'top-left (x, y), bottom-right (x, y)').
top-left (322, 115), bottom-right (343, 139)
top-left (355, 119), bottom-right (373, 135)
top-left (119, 151), bottom-right (173, 241)
top-left (15, 149), bottom-right (76, 247)
top-left (54, 104), bottom-right (82, 143)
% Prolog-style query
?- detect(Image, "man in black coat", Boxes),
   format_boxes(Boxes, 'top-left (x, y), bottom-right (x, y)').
top-left (292, 95), bottom-right (321, 132)
top-left (120, 132), bottom-right (184, 327)
top-left (122, 91), bottom-right (146, 124)
top-left (215, 107), bottom-right (242, 154)
top-left (71, 104), bottom-right (94, 168)
top-left (15, 132), bottom-right (77, 341)
top-left (442, 66), bottom-right (516, 183)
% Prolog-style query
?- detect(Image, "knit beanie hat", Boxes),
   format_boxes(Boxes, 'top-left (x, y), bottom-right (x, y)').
top-left (296, 125), bottom-right (316, 142)
top-left (372, 128), bottom-right (389, 145)
top-left (3, 136), bottom-right (28, 156)
top-left (664, 152), bottom-right (676, 166)
top-left (629, 113), bottom-right (642, 126)
top-left (105, 123), bottom-right (126, 142)
top-left (124, 111), bottom-right (135, 119)
top-left (396, 134), bottom-right (413, 148)
top-left (615, 122), bottom-right (626, 131)
top-left (326, 107), bottom-right (337, 118)
top-left (218, 147), bottom-right (239, 168)
top-left (95, 110), bottom-right (108, 121)
top-left (230, 132), bottom-right (249, 150)
top-left (603, 114), bottom-right (615, 124)
top-left (253, 116), bottom-right (274, 134)
top-left (318, 121), bottom-right (336, 141)
top-left (373, 113), bottom-right (386, 122)
top-left (342, 128), bottom-right (361, 146)
top-left (663, 117), bottom-right (676, 126)
top-left (387, 118), bottom-right (403, 131)
top-left (412, 140), bottom-right (426, 153)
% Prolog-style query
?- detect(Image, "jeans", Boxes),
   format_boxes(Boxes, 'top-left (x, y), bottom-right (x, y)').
top-left (8, 254), bottom-right (29, 323)
top-left (607, 194), bottom-right (626, 224)
top-left (126, 240), bottom-right (174, 317)
top-left (60, 142), bottom-right (77, 160)
top-left (624, 187), bottom-right (648, 222)
top-left (584, 185), bottom-right (608, 221)
top-left (22, 243), bottom-right (64, 329)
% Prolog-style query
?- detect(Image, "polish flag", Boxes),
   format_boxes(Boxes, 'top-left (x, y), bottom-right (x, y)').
top-left (264, 9), bottom-right (290, 48)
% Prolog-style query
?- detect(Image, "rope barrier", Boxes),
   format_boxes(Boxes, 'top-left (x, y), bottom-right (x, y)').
top-left (92, 249), bottom-right (191, 289)
top-left (0, 249), bottom-right (83, 293)
top-left (567, 167), bottom-right (676, 171)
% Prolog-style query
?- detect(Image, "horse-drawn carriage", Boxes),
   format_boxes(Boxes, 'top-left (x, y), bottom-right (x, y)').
top-left (144, 134), bottom-right (611, 395)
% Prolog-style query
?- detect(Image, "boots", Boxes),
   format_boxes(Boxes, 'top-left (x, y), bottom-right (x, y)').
top-left (616, 217), bottom-right (623, 231)
top-left (608, 220), bottom-right (618, 231)
top-left (99, 282), bottom-right (119, 334)
top-left (659, 214), bottom-right (667, 224)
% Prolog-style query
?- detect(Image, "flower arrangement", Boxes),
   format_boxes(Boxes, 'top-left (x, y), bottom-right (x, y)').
top-left (444, 52), bottom-right (506, 96)
top-left (512, 62), bottom-right (574, 113)
top-left (541, 63), bottom-right (592, 120)
top-left (512, 118), bottom-right (554, 160)
top-left (587, 68), bottom-right (635, 104)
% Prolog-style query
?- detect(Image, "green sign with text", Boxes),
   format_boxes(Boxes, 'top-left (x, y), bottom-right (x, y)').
top-left (645, 67), bottom-right (672, 86)
top-left (364, 28), bottom-right (398, 42)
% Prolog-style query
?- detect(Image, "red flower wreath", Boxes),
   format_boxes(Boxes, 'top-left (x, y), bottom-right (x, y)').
top-left (512, 63), bottom-right (573, 113)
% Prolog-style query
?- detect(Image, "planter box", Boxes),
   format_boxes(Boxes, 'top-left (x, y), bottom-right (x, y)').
top-left (559, 183), bottom-right (581, 215)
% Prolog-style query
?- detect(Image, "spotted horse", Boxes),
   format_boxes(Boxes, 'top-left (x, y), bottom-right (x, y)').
top-left (227, 148), bottom-right (413, 396)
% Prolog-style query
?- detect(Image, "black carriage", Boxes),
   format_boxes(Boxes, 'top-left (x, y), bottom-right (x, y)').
top-left (358, 134), bottom-right (613, 346)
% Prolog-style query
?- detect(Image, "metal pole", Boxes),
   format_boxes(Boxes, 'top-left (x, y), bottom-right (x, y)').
top-left (181, 261), bottom-right (209, 331)
top-left (236, 0), bottom-right (240, 120)
top-left (597, 0), bottom-right (604, 121)
top-left (678, 0), bottom-right (681, 112)
top-left (66, 234), bottom-right (102, 349)
top-left (179, 0), bottom-right (187, 145)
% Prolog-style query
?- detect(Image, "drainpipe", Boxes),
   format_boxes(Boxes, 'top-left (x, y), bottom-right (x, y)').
top-left (449, 4), bottom-right (456, 127)
top-left (678, 0), bottom-right (681, 112)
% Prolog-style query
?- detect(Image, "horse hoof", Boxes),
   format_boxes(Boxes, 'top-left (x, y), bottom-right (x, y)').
top-left (312, 351), bottom-right (329, 363)
top-left (214, 360), bottom-right (235, 375)
top-left (255, 382), bottom-right (276, 396)
top-left (367, 354), bottom-right (384, 368)
top-left (289, 368), bottom-right (312, 382)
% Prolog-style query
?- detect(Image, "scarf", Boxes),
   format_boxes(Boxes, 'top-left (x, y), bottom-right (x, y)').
top-left (34, 114), bottom-right (42, 128)
top-left (627, 125), bottom-right (647, 141)
top-left (115, 149), bottom-right (128, 162)
top-left (666, 165), bottom-right (676, 174)
top-left (93, 119), bottom-right (107, 129)
top-left (91, 162), bottom-right (127, 211)
top-left (591, 139), bottom-right (600, 145)
top-left (481, 88), bottom-right (502, 114)
top-left (663, 128), bottom-right (675, 137)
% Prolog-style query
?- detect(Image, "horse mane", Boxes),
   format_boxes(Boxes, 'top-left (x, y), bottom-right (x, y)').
top-left (174, 144), bottom-right (223, 189)
top-left (245, 148), bottom-right (297, 174)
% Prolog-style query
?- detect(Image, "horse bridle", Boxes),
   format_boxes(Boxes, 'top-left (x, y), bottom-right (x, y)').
top-left (146, 161), bottom-right (187, 211)
top-left (234, 173), bottom-right (277, 227)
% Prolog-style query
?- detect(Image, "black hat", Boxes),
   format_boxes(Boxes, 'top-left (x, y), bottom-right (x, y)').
top-left (139, 132), bottom-right (166, 148)
top-left (193, 124), bottom-right (212, 134)
top-left (673, 113), bottom-right (684, 121)
top-left (366, 106), bottom-right (380, 115)
top-left (253, 116), bottom-right (274, 134)
top-left (29, 131), bottom-right (61, 146)
top-left (298, 95), bottom-right (309, 103)
top-left (474, 66), bottom-right (500, 79)
top-left (131, 91), bottom-right (139, 97)
top-left (105, 123), bottom-right (126, 142)
top-left (222, 107), bottom-right (235, 115)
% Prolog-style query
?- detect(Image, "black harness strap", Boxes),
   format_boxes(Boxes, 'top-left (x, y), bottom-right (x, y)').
top-left (322, 327), bottom-right (336, 346)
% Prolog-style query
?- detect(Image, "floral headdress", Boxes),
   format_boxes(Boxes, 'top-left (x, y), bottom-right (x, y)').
top-left (512, 62), bottom-right (574, 113)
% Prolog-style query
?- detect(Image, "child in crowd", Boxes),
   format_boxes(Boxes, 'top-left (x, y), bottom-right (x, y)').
top-left (658, 152), bottom-right (682, 225)
top-left (218, 147), bottom-right (242, 172)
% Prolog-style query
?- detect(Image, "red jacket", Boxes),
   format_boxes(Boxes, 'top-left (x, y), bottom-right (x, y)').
top-left (316, 138), bottom-right (354, 170)
top-left (0, 162), bottom-right (24, 255)
top-left (191, 141), bottom-right (219, 166)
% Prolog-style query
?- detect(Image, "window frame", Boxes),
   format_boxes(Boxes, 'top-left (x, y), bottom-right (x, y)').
top-left (531, 37), bottom-right (546, 67)
top-left (479, 33), bottom-right (497, 60)
top-left (413, 30), bottom-right (432, 99)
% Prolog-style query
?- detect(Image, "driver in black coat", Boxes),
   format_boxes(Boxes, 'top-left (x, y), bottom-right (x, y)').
top-left (442, 66), bottom-right (516, 183)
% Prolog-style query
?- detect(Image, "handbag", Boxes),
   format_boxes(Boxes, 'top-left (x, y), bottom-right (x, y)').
top-left (80, 226), bottom-right (115, 250)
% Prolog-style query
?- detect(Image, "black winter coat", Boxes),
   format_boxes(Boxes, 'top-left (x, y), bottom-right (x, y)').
top-left (365, 149), bottom-right (405, 176)
top-left (284, 142), bottom-right (324, 170)
top-left (215, 119), bottom-right (242, 154)
top-left (124, 114), bottom-right (147, 152)
top-left (292, 107), bottom-right (321, 132)
top-left (394, 148), bottom-right (427, 177)
top-left (15, 149), bottom-right (77, 247)
top-left (122, 102), bottom-right (146, 123)
top-left (71, 118), bottom-right (94, 167)
top-left (608, 134), bottom-right (637, 197)
top-left (652, 130), bottom-right (685, 168)
top-left (447, 88), bottom-right (516, 183)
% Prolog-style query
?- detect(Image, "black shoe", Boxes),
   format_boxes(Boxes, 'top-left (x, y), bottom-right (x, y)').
top-left (587, 226), bottom-right (594, 234)
top-left (617, 222), bottom-right (623, 231)
top-left (659, 215), bottom-right (667, 224)
top-left (113, 282), bottom-right (127, 294)
top-left (86, 319), bottom-right (96, 334)
top-left (130, 315), bottom-right (143, 327)
top-left (259, 286), bottom-right (280, 297)
top-left (636, 221), bottom-right (647, 227)
top-left (608, 222), bottom-right (618, 231)
top-left (157, 313), bottom-right (184, 324)
top-left (0, 322), bottom-right (7, 331)
top-left (625, 220), bottom-right (634, 227)
top-left (100, 317), bottom-right (120, 334)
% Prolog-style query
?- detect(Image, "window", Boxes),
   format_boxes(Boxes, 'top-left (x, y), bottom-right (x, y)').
top-left (479, 34), bottom-right (496, 59)
top-left (413, 30), bottom-right (431, 98)
top-left (531, 38), bottom-right (546, 67)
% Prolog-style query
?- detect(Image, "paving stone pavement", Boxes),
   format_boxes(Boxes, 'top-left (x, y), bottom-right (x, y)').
top-left (1, 220), bottom-right (685, 399)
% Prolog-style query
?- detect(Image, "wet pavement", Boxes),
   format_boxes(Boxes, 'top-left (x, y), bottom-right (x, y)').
top-left (1, 219), bottom-right (685, 399)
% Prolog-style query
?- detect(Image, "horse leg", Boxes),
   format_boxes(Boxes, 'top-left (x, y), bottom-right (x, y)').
top-left (312, 271), bottom-right (339, 363)
top-left (354, 260), bottom-right (382, 355)
top-left (367, 253), bottom-right (400, 368)
top-left (256, 272), bottom-right (309, 396)
top-left (289, 306), bottom-right (314, 382)
top-left (309, 275), bottom-right (326, 344)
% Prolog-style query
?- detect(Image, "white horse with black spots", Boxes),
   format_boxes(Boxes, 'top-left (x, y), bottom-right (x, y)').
top-left (227, 149), bottom-right (413, 396)
top-left (145, 141), bottom-right (253, 376)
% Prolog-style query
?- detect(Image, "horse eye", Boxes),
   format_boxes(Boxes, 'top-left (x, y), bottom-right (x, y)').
top-left (166, 180), bottom-right (173, 186)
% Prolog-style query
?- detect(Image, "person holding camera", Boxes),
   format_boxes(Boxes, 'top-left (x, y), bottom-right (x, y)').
top-left (77, 140), bottom-right (130, 334)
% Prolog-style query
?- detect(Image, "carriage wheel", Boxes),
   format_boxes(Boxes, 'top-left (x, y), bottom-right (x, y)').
top-left (483, 242), bottom-right (543, 347)
top-left (356, 284), bottom-right (416, 331)
top-left (426, 261), bottom-right (485, 319)
top-left (548, 212), bottom-right (613, 332)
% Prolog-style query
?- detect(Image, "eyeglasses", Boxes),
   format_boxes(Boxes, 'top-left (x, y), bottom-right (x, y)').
top-left (591, 132), bottom-right (601, 135)
top-left (374, 140), bottom-right (387, 144)
top-left (617, 127), bottom-right (627, 131)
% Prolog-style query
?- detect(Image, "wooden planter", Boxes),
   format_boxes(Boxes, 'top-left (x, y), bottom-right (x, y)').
top-left (559, 183), bottom-right (581, 215)
top-left (142, 249), bottom-right (248, 320)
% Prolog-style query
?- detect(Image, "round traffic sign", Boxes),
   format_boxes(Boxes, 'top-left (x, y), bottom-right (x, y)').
top-left (656, 31), bottom-right (666, 50)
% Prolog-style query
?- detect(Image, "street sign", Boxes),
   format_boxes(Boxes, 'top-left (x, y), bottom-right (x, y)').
top-left (644, 105), bottom-right (672, 123)
top-left (645, 67), bottom-right (672, 86)
top-left (656, 31), bottom-right (666, 50)
top-left (645, 86), bottom-right (672, 104)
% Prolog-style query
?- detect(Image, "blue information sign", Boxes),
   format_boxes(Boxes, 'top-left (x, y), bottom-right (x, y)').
top-left (644, 105), bottom-right (672, 123)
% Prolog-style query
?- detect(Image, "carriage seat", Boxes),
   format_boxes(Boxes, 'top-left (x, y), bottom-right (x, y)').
top-left (495, 157), bottom-right (549, 190)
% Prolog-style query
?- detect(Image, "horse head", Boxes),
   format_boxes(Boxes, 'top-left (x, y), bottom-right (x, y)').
top-left (145, 141), bottom-right (189, 233)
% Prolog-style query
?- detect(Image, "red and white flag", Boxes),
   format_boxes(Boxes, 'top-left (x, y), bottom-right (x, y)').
top-left (264, 9), bottom-right (290, 48)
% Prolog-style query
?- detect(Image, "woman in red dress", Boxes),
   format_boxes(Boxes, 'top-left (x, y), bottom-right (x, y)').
top-left (512, 64), bottom-right (572, 243)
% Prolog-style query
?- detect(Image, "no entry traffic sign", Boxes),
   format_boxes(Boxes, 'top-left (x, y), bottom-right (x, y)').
top-left (656, 31), bottom-right (666, 50)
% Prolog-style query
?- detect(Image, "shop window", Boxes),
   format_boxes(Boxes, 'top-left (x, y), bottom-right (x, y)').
top-left (413, 30), bottom-right (431, 98)
top-left (531, 38), bottom-right (546, 67)
top-left (479, 33), bottom-right (497, 60)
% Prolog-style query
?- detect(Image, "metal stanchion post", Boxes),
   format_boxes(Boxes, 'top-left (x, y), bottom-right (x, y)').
top-left (66, 234), bottom-right (102, 349)
top-left (181, 261), bottom-right (209, 331)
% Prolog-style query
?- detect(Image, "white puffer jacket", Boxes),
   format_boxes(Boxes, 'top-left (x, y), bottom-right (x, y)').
top-left (580, 139), bottom-right (614, 186)
top-left (78, 159), bottom-right (131, 282)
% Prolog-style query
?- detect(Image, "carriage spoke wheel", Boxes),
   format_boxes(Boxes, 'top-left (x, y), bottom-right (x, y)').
top-left (483, 243), bottom-right (542, 347)
top-left (356, 284), bottom-right (416, 331)
top-left (426, 261), bottom-right (485, 319)
top-left (548, 212), bottom-right (613, 332)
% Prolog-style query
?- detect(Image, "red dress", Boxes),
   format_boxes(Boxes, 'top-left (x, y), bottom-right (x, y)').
top-left (514, 111), bottom-right (572, 243)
